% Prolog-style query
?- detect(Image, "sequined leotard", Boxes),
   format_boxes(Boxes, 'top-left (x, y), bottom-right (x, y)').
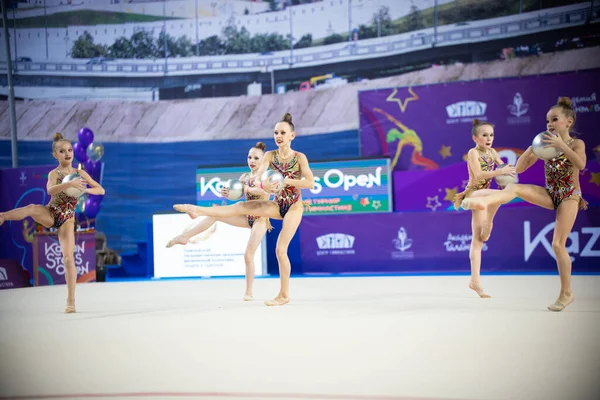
top-left (241, 173), bottom-right (272, 231)
top-left (544, 139), bottom-right (588, 210)
top-left (453, 149), bottom-right (495, 210)
top-left (46, 169), bottom-right (78, 229)
top-left (269, 151), bottom-right (302, 218)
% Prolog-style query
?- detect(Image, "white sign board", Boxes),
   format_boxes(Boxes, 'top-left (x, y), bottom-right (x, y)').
top-left (152, 213), bottom-right (267, 279)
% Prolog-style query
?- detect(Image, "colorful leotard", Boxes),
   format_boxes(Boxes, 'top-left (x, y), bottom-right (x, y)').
top-left (269, 151), bottom-right (302, 218)
top-left (544, 139), bottom-right (588, 210)
top-left (46, 169), bottom-right (78, 229)
top-left (241, 173), bottom-right (272, 231)
top-left (453, 149), bottom-right (495, 210)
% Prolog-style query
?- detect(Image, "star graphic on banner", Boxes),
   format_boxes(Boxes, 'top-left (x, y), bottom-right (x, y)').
top-left (426, 195), bottom-right (442, 211)
top-left (372, 200), bottom-right (382, 210)
top-left (439, 145), bottom-right (452, 159)
top-left (590, 172), bottom-right (600, 186)
top-left (385, 87), bottom-right (419, 113)
top-left (444, 187), bottom-right (458, 202)
top-left (461, 179), bottom-right (469, 189)
top-left (360, 197), bottom-right (370, 207)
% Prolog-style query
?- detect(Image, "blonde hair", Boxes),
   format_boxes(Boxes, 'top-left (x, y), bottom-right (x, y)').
top-left (253, 141), bottom-right (266, 152)
top-left (280, 112), bottom-right (294, 131)
top-left (552, 96), bottom-right (576, 129)
top-left (471, 118), bottom-right (494, 136)
top-left (52, 132), bottom-right (70, 152)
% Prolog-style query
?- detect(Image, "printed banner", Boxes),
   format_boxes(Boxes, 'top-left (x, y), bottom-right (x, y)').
top-left (359, 69), bottom-right (600, 172)
top-left (299, 207), bottom-right (600, 274)
top-left (393, 160), bottom-right (600, 212)
top-left (0, 259), bottom-right (31, 290)
top-left (0, 165), bottom-right (55, 278)
top-left (152, 213), bottom-right (267, 278)
top-left (33, 233), bottom-right (96, 286)
top-left (196, 158), bottom-right (392, 215)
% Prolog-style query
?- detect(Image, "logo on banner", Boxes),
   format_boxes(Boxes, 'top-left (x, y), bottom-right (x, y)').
top-left (445, 101), bottom-right (487, 124)
top-left (524, 221), bottom-right (600, 262)
top-left (443, 233), bottom-right (488, 252)
top-left (315, 233), bottom-right (355, 256)
top-left (506, 93), bottom-right (531, 125)
top-left (0, 266), bottom-right (14, 288)
top-left (311, 167), bottom-right (382, 194)
top-left (569, 93), bottom-right (600, 113)
top-left (19, 171), bottom-right (27, 186)
top-left (44, 241), bottom-right (90, 276)
top-left (391, 227), bottom-right (414, 259)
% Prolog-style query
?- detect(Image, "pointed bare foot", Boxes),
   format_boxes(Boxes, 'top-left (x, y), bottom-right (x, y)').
top-left (469, 281), bottom-right (491, 298)
top-left (461, 198), bottom-right (485, 211)
top-left (0, 214), bottom-right (4, 227)
top-left (166, 235), bottom-right (189, 248)
top-left (548, 293), bottom-right (574, 312)
top-left (173, 204), bottom-right (197, 218)
top-left (264, 297), bottom-right (290, 306)
top-left (243, 294), bottom-right (254, 301)
top-left (65, 300), bottom-right (76, 314)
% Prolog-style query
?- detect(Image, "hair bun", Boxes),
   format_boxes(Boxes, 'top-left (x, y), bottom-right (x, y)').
top-left (53, 132), bottom-right (64, 142)
top-left (557, 96), bottom-right (573, 108)
top-left (472, 118), bottom-right (482, 127)
top-left (281, 112), bottom-right (293, 124)
top-left (255, 141), bottom-right (266, 151)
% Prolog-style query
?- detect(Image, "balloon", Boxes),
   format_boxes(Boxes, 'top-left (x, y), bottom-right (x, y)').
top-left (72, 142), bottom-right (88, 163)
top-left (84, 198), bottom-right (101, 219)
top-left (86, 142), bottom-right (104, 162)
top-left (75, 193), bottom-right (88, 214)
top-left (78, 127), bottom-right (94, 148)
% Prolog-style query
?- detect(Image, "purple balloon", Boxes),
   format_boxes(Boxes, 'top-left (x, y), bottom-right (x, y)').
top-left (84, 198), bottom-right (101, 219)
top-left (73, 142), bottom-right (88, 163)
top-left (89, 194), bottom-right (104, 203)
top-left (78, 127), bottom-right (94, 148)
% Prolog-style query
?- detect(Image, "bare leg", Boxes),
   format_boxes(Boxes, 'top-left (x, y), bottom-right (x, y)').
top-left (174, 201), bottom-right (281, 220)
top-left (0, 204), bottom-right (54, 228)
top-left (468, 210), bottom-right (490, 298)
top-left (548, 199), bottom-right (579, 311)
top-left (58, 220), bottom-right (77, 313)
top-left (265, 204), bottom-right (303, 307)
top-left (167, 216), bottom-right (217, 247)
top-left (467, 189), bottom-right (501, 242)
top-left (243, 218), bottom-right (268, 301)
top-left (463, 183), bottom-right (554, 211)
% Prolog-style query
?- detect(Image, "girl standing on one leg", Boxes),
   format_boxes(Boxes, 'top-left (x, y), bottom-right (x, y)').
top-left (166, 142), bottom-right (272, 301)
top-left (0, 133), bottom-right (105, 313)
top-left (453, 119), bottom-right (516, 298)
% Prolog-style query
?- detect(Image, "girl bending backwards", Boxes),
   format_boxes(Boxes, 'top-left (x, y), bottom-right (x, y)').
top-left (0, 133), bottom-right (105, 313)
top-left (453, 119), bottom-right (516, 298)
top-left (462, 97), bottom-right (588, 311)
top-left (172, 113), bottom-right (314, 306)
top-left (166, 142), bottom-right (273, 301)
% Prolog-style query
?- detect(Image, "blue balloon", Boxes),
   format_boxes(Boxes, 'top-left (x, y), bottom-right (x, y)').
top-left (78, 127), bottom-right (94, 148)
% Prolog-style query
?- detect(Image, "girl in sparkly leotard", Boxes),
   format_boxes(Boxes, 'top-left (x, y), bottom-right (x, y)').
top-left (462, 97), bottom-right (588, 312)
top-left (453, 119), bottom-right (516, 298)
top-left (173, 113), bottom-right (315, 307)
top-left (0, 133), bottom-right (105, 313)
top-left (166, 142), bottom-right (272, 301)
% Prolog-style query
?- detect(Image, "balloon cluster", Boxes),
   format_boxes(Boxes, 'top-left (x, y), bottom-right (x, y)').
top-left (72, 127), bottom-right (105, 225)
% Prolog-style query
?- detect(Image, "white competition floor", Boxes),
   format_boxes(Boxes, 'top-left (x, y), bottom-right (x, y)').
top-left (1, 275), bottom-right (599, 400)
